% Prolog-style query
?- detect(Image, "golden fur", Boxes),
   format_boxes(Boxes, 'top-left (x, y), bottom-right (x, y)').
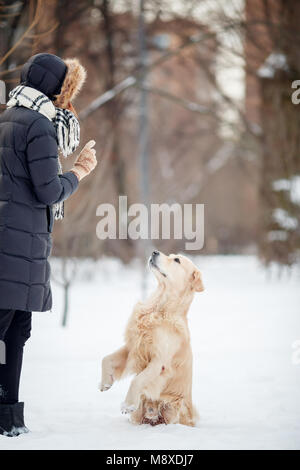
top-left (100, 252), bottom-right (204, 427)
top-left (54, 58), bottom-right (86, 109)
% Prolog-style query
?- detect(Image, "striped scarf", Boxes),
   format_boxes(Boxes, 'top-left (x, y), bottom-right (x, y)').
top-left (7, 85), bottom-right (80, 220)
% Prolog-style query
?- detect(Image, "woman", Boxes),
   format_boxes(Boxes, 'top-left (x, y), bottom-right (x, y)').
top-left (0, 53), bottom-right (97, 437)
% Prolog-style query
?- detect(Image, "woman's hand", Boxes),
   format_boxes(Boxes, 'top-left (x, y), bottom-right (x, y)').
top-left (71, 140), bottom-right (97, 181)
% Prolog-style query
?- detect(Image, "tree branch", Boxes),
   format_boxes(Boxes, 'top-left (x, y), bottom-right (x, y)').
top-left (0, 0), bottom-right (43, 67)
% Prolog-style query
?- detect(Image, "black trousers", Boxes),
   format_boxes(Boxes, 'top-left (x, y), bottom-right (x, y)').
top-left (0, 310), bottom-right (32, 405)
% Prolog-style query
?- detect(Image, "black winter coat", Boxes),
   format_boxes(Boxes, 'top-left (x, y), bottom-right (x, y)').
top-left (0, 54), bottom-right (79, 312)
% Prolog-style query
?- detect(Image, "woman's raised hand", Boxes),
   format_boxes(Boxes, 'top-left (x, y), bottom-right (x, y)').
top-left (71, 140), bottom-right (97, 181)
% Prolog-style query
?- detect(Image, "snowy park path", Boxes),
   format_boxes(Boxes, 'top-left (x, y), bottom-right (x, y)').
top-left (1, 256), bottom-right (300, 450)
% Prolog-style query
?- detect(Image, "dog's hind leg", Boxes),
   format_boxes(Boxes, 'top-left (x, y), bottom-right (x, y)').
top-left (159, 395), bottom-right (182, 425)
top-left (179, 401), bottom-right (197, 427)
top-left (135, 395), bottom-right (182, 426)
top-left (100, 346), bottom-right (129, 392)
top-left (131, 397), bottom-right (165, 426)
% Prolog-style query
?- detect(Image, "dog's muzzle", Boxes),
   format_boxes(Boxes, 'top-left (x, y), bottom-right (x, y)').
top-left (149, 250), bottom-right (160, 267)
top-left (149, 251), bottom-right (166, 277)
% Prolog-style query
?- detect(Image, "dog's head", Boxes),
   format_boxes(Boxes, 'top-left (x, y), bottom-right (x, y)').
top-left (149, 251), bottom-right (204, 295)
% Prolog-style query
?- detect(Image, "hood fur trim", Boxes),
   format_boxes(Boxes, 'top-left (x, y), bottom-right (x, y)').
top-left (53, 58), bottom-right (86, 108)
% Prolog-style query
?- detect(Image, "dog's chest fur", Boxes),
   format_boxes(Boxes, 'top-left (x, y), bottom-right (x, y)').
top-left (124, 302), bottom-right (187, 374)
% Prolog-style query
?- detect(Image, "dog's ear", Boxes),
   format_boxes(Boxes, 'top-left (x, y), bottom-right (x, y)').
top-left (191, 269), bottom-right (204, 292)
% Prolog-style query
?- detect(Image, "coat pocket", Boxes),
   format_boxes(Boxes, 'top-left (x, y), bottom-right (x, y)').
top-left (47, 206), bottom-right (54, 233)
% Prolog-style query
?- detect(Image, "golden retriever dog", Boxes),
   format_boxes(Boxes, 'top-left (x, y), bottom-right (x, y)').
top-left (100, 251), bottom-right (204, 426)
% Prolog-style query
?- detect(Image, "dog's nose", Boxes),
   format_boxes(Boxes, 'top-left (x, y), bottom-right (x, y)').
top-left (152, 250), bottom-right (159, 257)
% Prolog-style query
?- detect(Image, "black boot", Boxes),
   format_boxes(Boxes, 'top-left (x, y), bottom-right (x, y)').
top-left (0, 402), bottom-right (29, 437)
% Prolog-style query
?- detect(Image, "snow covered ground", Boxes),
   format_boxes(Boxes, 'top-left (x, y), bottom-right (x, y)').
top-left (1, 255), bottom-right (300, 450)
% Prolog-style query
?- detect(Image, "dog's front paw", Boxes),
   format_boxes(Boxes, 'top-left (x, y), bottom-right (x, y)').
top-left (99, 373), bottom-right (114, 392)
top-left (99, 382), bottom-right (112, 392)
top-left (121, 402), bottom-right (138, 414)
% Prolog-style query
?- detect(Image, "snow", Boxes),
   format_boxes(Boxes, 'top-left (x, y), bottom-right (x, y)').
top-left (272, 208), bottom-right (298, 231)
top-left (1, 255), bottom-right (300, 450)
top-left (291, 176), bottom-right (300, 205)
top-left (258, 52), bottom-right (288, 78)
top-left (273, 176), bottom-right (300, 206)
top-left (273, 179), bottom-right (292, 192)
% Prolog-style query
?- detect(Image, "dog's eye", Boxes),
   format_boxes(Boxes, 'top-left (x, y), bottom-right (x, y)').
top-left (174, 258), bottom-right (180, 264)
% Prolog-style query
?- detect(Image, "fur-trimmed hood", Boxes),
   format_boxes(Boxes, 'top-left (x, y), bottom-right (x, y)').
top-left (54, 58), bottom-right (86, 108)
top-left (20, 53), bottom-right (86, 108)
